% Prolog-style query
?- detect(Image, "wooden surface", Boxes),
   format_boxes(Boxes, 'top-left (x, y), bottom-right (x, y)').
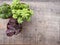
top-left (0, 0), bottom-right (60, 45)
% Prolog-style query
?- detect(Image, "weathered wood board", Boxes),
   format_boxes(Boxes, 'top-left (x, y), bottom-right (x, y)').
top-left (0, 0), bottom-right (60, 45)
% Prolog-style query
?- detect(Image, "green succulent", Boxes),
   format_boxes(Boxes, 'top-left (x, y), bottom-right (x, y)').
top-left (0, 0), bottom-right (33, 24)
top-left (0, 3), bottom-right (12, 19)
top-left (11, 0), bottom-right (33, 24)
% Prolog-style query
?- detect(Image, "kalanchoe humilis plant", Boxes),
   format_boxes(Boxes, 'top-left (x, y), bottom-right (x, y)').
top-left (11, 0), bottom-right (33, 24)
top-left (0, 0), bottom-right (33, 37)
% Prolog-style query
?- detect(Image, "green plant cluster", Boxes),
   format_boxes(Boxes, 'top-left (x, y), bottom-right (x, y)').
top-left (0, 0), bottom-right (33, 24)
top-left (0, 3), bottom-right (12, 19)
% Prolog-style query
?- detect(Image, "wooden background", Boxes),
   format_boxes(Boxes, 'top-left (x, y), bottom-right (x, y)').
top-left (0, 0), bottom-right (60, 45)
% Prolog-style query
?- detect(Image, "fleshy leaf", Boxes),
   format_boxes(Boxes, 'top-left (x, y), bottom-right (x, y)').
top-left (13, 14), bottom-right (17, 19)
top-left (17, 17), bottom-right (23, 24)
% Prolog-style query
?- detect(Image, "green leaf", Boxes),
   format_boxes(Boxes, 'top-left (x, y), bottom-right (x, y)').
top-left (16, 10), bottom-right (22, 15)
top-left (26, 17), bottom-right (31, 21)
top-left (12, 14), bottom-right (17, 19)
top-left (20, 3), bottom-right (29, 8)
top-left (29, 9), bottom-right (33, 15)
top-left (17, 17), bottom-right (23, 24)
top-left (21, 13), bottom-right (29, 18)
top-left (12, 10), bottom-right (16, 14)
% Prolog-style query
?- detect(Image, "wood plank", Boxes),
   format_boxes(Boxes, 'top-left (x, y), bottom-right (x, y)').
top-left (0, 1), bottom-right (60, 45)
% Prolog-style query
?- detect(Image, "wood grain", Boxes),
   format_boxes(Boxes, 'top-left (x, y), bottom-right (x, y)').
top-left (0, 1), bottom-right (60, 45)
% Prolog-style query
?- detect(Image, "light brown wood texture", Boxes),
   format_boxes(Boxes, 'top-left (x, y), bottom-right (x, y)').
top-left (0, 1), bottom-right (60, 45)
